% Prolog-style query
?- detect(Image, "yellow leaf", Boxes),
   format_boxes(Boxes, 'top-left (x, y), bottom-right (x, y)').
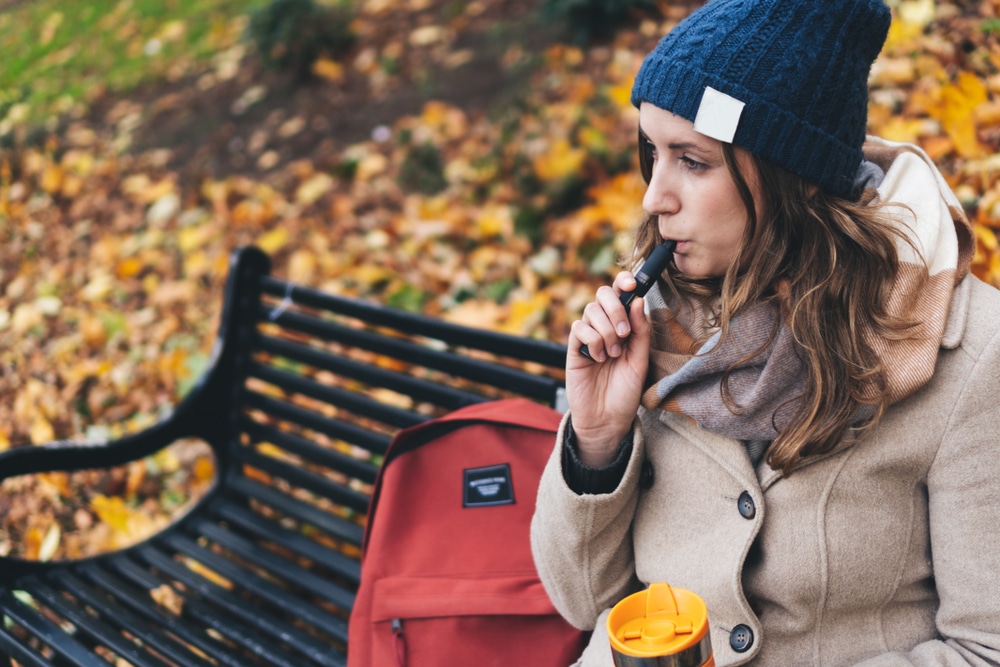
top-left (877, 117), bottom-right (926, 144)
top-left (11, 302), bottom-right (43, 334)
top-left (580, 172), bottom-right (646, 232)
top-left (475, 205), bottom-right (512, 238)
top-left (157, 20), bottom-right (186, 42)
top-left (150, 584), bottom-right (184, 615)
top-left (351, 264), bottom-right (393, 287)
top-left (183, 557), bottom-right (233, 589)
top-left (40, 164), bottom-right (64, 194)
top-left (122, 175), bottom-right (175, 204)
top-left (39, 11), bottom-right (63, 46)
top-left (116, 257), bottom-right (143, 279)
top-left (917, 71), bottom-right (987, 159)
top-left (81, 273), bottom-right (115, 302)
top-left (295, 173), bottom-right (334, 205)
top-left (125, 461), bottom-right (147, 497)
top-left (193, 457), bottom-right (216, 482)
top-left (38, 472), bottom-right (72, 497)
top-left (312, 57), bottom-right (345, 83)
top-left (355, 153), bottom-right (389, 182)
top-left (152, 448), bottom-right (181, 474)
top-left (257, 227), bottom-right (289, 254)
top-left (90, 495), bottom-right (132, 533)
top-left (29, 414), bottom-right (55, 445)
top-left (606, 80), bottom-right (634, 110)
top-left (178, 224), bottom-right (214, 253)
top-left (288, 248), bottom-right (318, 283)
top-left (533, 139), bottom-right (586, 182)
top-left (443, 299), bottom-right (505, 330)
top-left (501, 292), bottom-right (550, 335)
top-left (38, 524), bottom-right (61, 562)
top-left (25, 527), bottom-right (44, 560)
top-left (898, 0), bottom-right (935, 27)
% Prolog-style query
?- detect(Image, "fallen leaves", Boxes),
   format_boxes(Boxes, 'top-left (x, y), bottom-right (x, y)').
top-left (3, 0), bottom-right (1000, 562)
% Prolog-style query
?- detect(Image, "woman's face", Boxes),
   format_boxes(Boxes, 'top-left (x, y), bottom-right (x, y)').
top-left (639, 103), bottom-right (764, 279)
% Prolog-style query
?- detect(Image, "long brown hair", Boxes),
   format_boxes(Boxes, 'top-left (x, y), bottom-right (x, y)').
top-left (633, 141), bottom-right (924, 474)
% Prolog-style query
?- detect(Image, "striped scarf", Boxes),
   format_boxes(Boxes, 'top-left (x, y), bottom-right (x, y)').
top-left (639, 139), bottom-right (975, 443)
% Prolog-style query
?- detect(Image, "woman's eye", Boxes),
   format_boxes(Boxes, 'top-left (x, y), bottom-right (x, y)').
top-left (680, 155), bottom-right (708, 171)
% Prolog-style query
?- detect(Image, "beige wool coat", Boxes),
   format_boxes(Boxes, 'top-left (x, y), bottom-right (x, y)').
top-left (532, 273), bottom-right (1000, 666)
top-left (531, 143), bottom-right (1000, 666)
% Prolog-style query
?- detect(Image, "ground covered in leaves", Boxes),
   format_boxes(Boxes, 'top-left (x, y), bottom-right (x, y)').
top-left (3, 0), bottom-right (1000, 561)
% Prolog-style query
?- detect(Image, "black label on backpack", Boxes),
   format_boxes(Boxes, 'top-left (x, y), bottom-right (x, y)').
top-left (463, 463), bottom-right (514, 507)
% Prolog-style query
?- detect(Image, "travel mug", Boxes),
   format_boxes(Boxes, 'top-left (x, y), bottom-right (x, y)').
top-left (607, 582), bottom-right (714, 667)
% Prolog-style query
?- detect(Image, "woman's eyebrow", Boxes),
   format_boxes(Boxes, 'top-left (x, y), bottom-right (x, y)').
top-left (640, 124), bottom-right (715, 156)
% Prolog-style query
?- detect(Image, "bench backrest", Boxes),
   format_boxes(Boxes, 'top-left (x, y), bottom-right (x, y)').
top-left (0, 245), bottom-right (567, 666)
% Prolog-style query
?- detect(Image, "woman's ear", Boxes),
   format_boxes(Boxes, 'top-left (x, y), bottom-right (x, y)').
top-left (807, 184), bottom-right (819, 199)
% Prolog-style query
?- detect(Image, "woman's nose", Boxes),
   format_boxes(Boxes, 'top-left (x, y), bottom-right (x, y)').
top-left (642, 166), bottom-right (679, 217)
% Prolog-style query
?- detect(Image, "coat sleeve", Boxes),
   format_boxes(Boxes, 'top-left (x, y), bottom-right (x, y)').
top-left (530, 410), bottom-right (646, 632)
top-left (854, 315), bottom-right (1000, 666)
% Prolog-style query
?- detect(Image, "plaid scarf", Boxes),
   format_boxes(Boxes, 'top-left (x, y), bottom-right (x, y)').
top-left (640, 139), bottom-right (974, 443)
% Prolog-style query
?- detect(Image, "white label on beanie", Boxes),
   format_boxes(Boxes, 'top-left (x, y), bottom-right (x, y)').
top-left (694, 86), bottom-right (745, 144)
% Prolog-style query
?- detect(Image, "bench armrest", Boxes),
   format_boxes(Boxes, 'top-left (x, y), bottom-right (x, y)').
top-left (0, 412), bottom-right (195, 484)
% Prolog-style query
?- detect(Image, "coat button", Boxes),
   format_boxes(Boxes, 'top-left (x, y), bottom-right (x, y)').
top-left (737, 491), bottom-right (756, 519)
top-left (730, 624), bottom-right (754, 653)
top-left (640, 461), bottom-right (655, 489)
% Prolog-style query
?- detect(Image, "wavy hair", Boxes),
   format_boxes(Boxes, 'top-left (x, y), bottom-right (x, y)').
top-left (632, 138), bottom-right (925, 474)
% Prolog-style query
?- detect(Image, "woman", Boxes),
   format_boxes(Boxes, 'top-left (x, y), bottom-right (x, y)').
top-left (530, 0), bottom-right (1000, 665)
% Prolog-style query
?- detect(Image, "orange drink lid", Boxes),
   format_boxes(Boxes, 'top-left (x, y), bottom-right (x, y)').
top-left (607, 582), bottom-right (711, 659)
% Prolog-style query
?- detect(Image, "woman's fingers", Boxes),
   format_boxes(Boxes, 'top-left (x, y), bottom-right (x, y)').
top-left (571, 272), bottom-right (641, 363)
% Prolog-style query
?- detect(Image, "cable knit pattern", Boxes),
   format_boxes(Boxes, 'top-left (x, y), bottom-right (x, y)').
top-left (631, 0), bottom-right (892, 199)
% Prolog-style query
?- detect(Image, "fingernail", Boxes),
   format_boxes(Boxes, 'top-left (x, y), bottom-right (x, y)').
top-left (616, 322), bottom-right (629, 336)
top-left (610, 344), bottom-right (621, 357)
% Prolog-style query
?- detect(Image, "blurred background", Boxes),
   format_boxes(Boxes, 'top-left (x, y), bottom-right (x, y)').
top-left (2, 0), bottom-right (1000, 560)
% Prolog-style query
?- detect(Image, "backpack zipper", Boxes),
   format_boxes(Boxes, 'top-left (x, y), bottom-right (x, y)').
top-left (392, 618), bottom-right (407, 667)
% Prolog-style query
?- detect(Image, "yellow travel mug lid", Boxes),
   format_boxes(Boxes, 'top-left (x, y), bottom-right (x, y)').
top-left (607, 582), bottom-right (711, 659)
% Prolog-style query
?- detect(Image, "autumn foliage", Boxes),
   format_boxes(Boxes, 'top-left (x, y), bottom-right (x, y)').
top-left (2, 0), bottom-right (1000, 560)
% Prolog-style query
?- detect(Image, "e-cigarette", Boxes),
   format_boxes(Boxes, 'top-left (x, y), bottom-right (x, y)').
top-left (579, 240), bottom-right (676, 361)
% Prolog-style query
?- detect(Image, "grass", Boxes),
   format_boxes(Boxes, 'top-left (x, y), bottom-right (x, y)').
top-left (0, 0), bottom-right (268, 131)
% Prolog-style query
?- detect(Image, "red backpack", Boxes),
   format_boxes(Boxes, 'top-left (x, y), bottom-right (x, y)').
top-left (347, 398), bottom-right (589, 666)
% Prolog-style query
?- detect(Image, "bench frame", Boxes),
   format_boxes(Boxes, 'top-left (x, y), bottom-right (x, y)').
top-left (0, 245), bottom-right (567, 666)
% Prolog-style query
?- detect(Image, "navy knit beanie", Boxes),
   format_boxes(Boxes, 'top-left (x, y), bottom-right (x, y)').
top-left (631, 0), bottom-right (891, 199)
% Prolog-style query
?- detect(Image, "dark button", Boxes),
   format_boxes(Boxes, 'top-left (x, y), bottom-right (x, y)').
top-left (737, 491), bottom-right (756, 519)
top-left (639, 460), bottom-right (655, 489)
top-left (730, 624), bottom-right (754, 652)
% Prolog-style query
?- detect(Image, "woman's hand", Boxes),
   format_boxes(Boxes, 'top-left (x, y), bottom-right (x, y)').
top-left (566, 270), bottom-right (651, 467)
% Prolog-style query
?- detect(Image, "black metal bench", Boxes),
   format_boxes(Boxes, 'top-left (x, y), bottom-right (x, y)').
top-left (0, 245), bottom-right (567, 667)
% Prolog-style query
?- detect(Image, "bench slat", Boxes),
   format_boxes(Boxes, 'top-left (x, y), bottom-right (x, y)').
top-left (208, 499), bottom-right (361, 583)
top-left (259, 306), bottom-right (563, 402)
top-left (242, 390), bottom-right (398, 456)
top-left (0, 588), bottom-right (108, 667)
top-left (161, 529), bottom-right (352, 639)
top-left (0, 623), bottom-right (52, 667)
top-left (247, 361), bottom-right (425, 430)
top-left (259, 276), bottom-right (567, 367)
top-left (136, 542), bottom-right (346, 666)
top-left (63, 565), bottom-right (228, 667)
top-left (25, 578), bottom-right (173, 667)
top-left (256, 333), bottom-right (487, 410)
top-left (234, 448), bottom-right (370, 514)
top-left (224, 477), bottom-right (365, 545)
top-left (112, 554), bottom-right (311, 667)
top-left (189, 518), bottom-right (356, 612)
top-left (239, 417), bottom-right (378, 484)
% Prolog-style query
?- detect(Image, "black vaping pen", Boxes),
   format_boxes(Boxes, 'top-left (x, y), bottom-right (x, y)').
top-left (579, 240), bottom-right (676, 361)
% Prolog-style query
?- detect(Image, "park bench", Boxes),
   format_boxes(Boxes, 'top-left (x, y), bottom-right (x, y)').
top-left (0, 245), bottom-right (568, 667)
